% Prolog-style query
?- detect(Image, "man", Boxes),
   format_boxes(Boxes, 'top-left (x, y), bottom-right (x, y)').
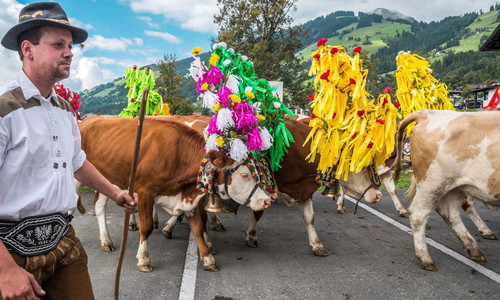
top-left (0, 2), bottom-right (138, 299)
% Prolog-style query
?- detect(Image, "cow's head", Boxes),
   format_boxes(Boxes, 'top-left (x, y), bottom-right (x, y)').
top-left (208, 150), bottom-right (272, 211)
top-left (339, 166), bottom-right (382, 203)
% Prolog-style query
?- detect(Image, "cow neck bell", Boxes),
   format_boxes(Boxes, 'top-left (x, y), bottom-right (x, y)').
top-left (204, 194), bottom-right (224, 212)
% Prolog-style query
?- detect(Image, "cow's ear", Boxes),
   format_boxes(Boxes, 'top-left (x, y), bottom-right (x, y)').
top-left (208, 150), bottom-right (235, 169)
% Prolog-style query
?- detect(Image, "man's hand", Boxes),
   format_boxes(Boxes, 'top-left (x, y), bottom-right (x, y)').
top-left (0, 264), bottom-right (45, 299)
top-left (114, 192), bottom-right (138, 214)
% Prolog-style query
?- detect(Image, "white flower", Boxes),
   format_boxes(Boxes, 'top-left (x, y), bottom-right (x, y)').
top-left (228, 48), bottom-right (235, 53)
top-left (241, 55), bottom-right (248, 61)
top-left (205, 134), bottom-right (219, 151)
top-left (202, 91), bottom-right (218, 110)
top-left (431, 84), bottom-right (436, 88)
top-left (229, 138), bottom-right (248, 161)
top-left (212, 43), bottom-right (219, 50)
top-left (219, 42), bottom-right (227, 48)
top-left (216, 108), bottom-right (235, 131)
top-left (431, 97), bottom-right (436, 101)
top-left (398, 50), bottom-right (404, 55)
top-left (273, 102), bottom-right (281, 109)
top-left (223, 59), bottom-right (231, 67)
top-left (259, 127), bottom-right (273, 151)
top-left (226, 75), bottom-right (240, 94)
top-left (245, 86), bottom-right (253, 93)
top-left (188, 56), bottom-right (204, 81)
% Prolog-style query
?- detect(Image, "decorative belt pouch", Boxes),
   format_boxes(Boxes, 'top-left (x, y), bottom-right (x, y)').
top-left (0, 213), bottom-right (71, 256)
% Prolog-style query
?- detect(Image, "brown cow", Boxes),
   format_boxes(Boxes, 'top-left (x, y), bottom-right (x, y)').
top-left (393, 109), bottom-right (500, 271)
top-left (78, 116), bottom-right (272, 272)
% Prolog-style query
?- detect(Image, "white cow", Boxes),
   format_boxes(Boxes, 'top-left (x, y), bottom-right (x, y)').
top-left (393, 109), bottom-right (500, 271)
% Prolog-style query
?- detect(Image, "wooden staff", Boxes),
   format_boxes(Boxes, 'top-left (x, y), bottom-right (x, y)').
top-left (114, 88), bottom-right (149, 300)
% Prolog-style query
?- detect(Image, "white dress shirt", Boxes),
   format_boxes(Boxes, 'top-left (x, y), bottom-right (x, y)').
top-left (0, 71), bottom-right (86, 221)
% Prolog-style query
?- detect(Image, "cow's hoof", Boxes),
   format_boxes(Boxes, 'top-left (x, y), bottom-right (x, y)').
top-left (399, 211), bottom-right (409, 218)
top-left (101, 244), bottom-right (115, 252)
top-left (482, 233), bottom-right (497, 240)
top-left (470, 255), bottom-right (486, 263)
top-left (246, 239), bottom-right (259, 248)
top-left (337, 208), bottom-right (347, 215)
top-left (421, 262), bottom-right (437, 271)
top-left (138, 264), bottom-right (153, 272)
top-left (129, 223), bottom-right (138, 231)
top-left (313, 247), bottom-right (329, 257)
top-left (203, 264), bottom-right (220, 272)
top-left (162, 228), bottom-right (173, 239)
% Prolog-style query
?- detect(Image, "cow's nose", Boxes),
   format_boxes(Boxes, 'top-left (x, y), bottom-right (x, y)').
top-left (264, 199), bottom-right (272, 208)
top-left (270, 193), bottom-right (278, 203)
top-left (375, 192), bottom-right (382, 203)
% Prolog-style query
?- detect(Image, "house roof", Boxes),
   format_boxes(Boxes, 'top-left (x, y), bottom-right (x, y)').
top-left (480, 23), bottom-right (500, 51)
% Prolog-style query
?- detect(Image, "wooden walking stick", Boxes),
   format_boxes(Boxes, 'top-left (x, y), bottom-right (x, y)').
top-left (114, 87), bottom-right (149, 300)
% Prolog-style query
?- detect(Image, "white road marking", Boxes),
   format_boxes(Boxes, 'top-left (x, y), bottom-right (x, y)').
top-left (179, 232), bottom-right (198, 300)
top-left (344, 195), bottom-right (500, 284)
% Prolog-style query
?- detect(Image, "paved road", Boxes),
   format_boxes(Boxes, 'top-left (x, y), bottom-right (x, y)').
top-left (73, 188), bottom-right (500, 300)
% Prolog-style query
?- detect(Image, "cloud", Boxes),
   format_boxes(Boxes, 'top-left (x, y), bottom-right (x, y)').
top-left (126, 0), bottom-right (218, 33)
top-left (138, 16), bottom-right (160, 29)
top-left (144, 30), bottom-right (181, 44)
top-left (84, 35), bottom-right (143, 51)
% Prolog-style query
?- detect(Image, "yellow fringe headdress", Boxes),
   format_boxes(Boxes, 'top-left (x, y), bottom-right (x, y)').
top-left (305, 40), bottom-right (400, 181)
top-left (395, 51), bottom-right (455, 135)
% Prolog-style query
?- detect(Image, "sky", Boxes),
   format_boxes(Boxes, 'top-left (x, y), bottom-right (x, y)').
top-left (0, 0), bottom-right (496, 92)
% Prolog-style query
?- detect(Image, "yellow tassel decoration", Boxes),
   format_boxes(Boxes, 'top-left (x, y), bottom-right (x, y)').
top-left (395, 51), bottom-right (455, 135)
top-left (306, 44), bottom-right (400, 181)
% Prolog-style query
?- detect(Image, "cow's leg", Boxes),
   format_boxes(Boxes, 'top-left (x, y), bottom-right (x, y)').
top-left (200, 207), bottom-right (215, 255)
top-left (136, 193), bottom-right (155, 272)
top-left (336, 188), bottom-right (347, 214)
top-left (153, 205), bottom-right (159, 229)
top-left (162, 215), bottom-right (179, 239)
top-left (246, 211), bottom-right (264, 248)
top-left (436, 191), bottom-right (485, 262)
top-left (208, 212), bottom-right (225, 232)
top-left (129, 213), bottom-right (138, 231)
top-left (408, 190), bottom-right (438, 271)
top-left (380, 171), bottom-right (408, 217)
top-left (462, 196), bottom-right (497, 240)
top-left (187, 205), bottom-right (218, 271)
top-left (299, 198), bottom-right (328, 256)
top-left (94, 192), bottom-right (115, 252)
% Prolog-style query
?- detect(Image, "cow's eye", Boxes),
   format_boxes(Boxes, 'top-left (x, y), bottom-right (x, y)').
top-left (241, 173), bottom-right (249, 178)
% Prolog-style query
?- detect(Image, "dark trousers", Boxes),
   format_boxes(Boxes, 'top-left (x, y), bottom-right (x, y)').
top-left (1, 226), bottom-right (94, 300)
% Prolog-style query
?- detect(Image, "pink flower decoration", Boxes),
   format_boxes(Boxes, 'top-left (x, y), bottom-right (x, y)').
top-left (205, 66), bottom-right (225, 86)
top-left (218, 86), bottom-right (232, 108)
top-left (234, 102), bottom-right (257, 131)
top-left (247, 128), bottom-right (262, 151)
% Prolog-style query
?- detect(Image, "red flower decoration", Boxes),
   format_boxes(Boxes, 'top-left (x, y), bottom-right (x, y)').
top-left (357, 110), bottom-right (365, 117)
top-left (376, 119), bottom-right (386, 124)
top-left (317, 38), bottom-right (328, 47)
top-left (308, 94), bottom-right (315, 101)
top-left (393, 102), bottom-right (401, 109)
top-left (349, 78), bottom-right (356, 85)
top-left (351, 133), bottom-right (358, 140)
top-left (353, 46), bottom-right (362, 53)
top-left (133, 65), bottom-right (137, 69)
top-left (320, 70), bottom-right (330, 80)
top-left (314, 53), bottom-right (320, 59)
top-left (383, 98), bottom-right (389, 105)
top-left (131, 98), bottom-right (135, 102)
top-left (310, 113), bottom-right (317, 120)
top-left (332, 112), bottom-right (337, 119)
top-left (384, 87), bottom-right (392, 94)
top-left (330, 48), bottom-right (339, 55)
top-left (367, 142), bottom-right (374, 148)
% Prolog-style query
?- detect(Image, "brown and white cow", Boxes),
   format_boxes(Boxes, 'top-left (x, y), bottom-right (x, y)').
top-left (393, 109), bottom-right (500, 271)
top-left (78, 116), bottom-right (272, 272)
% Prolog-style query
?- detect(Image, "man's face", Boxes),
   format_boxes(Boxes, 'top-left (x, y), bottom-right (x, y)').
top-left (31, 26), bottom-right (73, 82)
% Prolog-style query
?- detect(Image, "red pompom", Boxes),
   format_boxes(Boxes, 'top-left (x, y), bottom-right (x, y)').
top-left (317, 38), bottom-right (328, 47)
top-left (330, 48), bottom-right (339, 55)
top-left (357, 110), bottom-right (365, 117)
top-left (332, 112), bottom-right (337, 119)
top-left (353, 46), bottom-right (362, 53)
top-left (308, 94), bottom-right (315, 101)
top-left (376, 119), bottom-right (386, 124)
top-left (384, 87), bottom-right (392, 94)
top-left (367, 142), bottom-right (374, 148)
top-left (393, 102), bottom-right (401, 109)
top-left (314, 53), bottom-right (320, 59)
top-left (351, 133), bottom-right (358, 140)
top-left (310, 113), bottom-right (317, 119)
top-left (349, 78), bottom-right (356, 85)
top-left (320, 70), bottom-right (330, 80)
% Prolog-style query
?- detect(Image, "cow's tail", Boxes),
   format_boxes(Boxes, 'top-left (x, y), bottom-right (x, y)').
top-left (405, 176), bottom-right (416, 201)
top-left (392, 110), bottom-right (425, 182)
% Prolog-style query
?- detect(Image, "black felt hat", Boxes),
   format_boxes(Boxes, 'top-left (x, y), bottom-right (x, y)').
top-left (1, 2), bottom-right (88, 51)
top-left (480, 23), bottom-right (500, 51)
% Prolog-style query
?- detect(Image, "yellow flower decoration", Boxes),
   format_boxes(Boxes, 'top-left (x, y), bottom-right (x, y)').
top-left (256, 113), bottom-right (265, 121)
top-left (216, 136), bottom-right (224, 147)
top-left (200, 82), bottom-right (208, 91)
top-left (209, 53), bottom-right (220, 66)
top-left (229, 94), bottom-right (241, 103)
top-left (191, 47), bottom-right (203, 55)
top-left (245, 91), bottom-right (255, 99)
top-left (230, 132), bottom-right (238, 138)
top-left (213, 103), bottom-right (221, 112)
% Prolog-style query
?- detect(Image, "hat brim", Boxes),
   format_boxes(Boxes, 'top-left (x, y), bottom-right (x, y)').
top-left (1, 19), bottom-right (88, 51)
